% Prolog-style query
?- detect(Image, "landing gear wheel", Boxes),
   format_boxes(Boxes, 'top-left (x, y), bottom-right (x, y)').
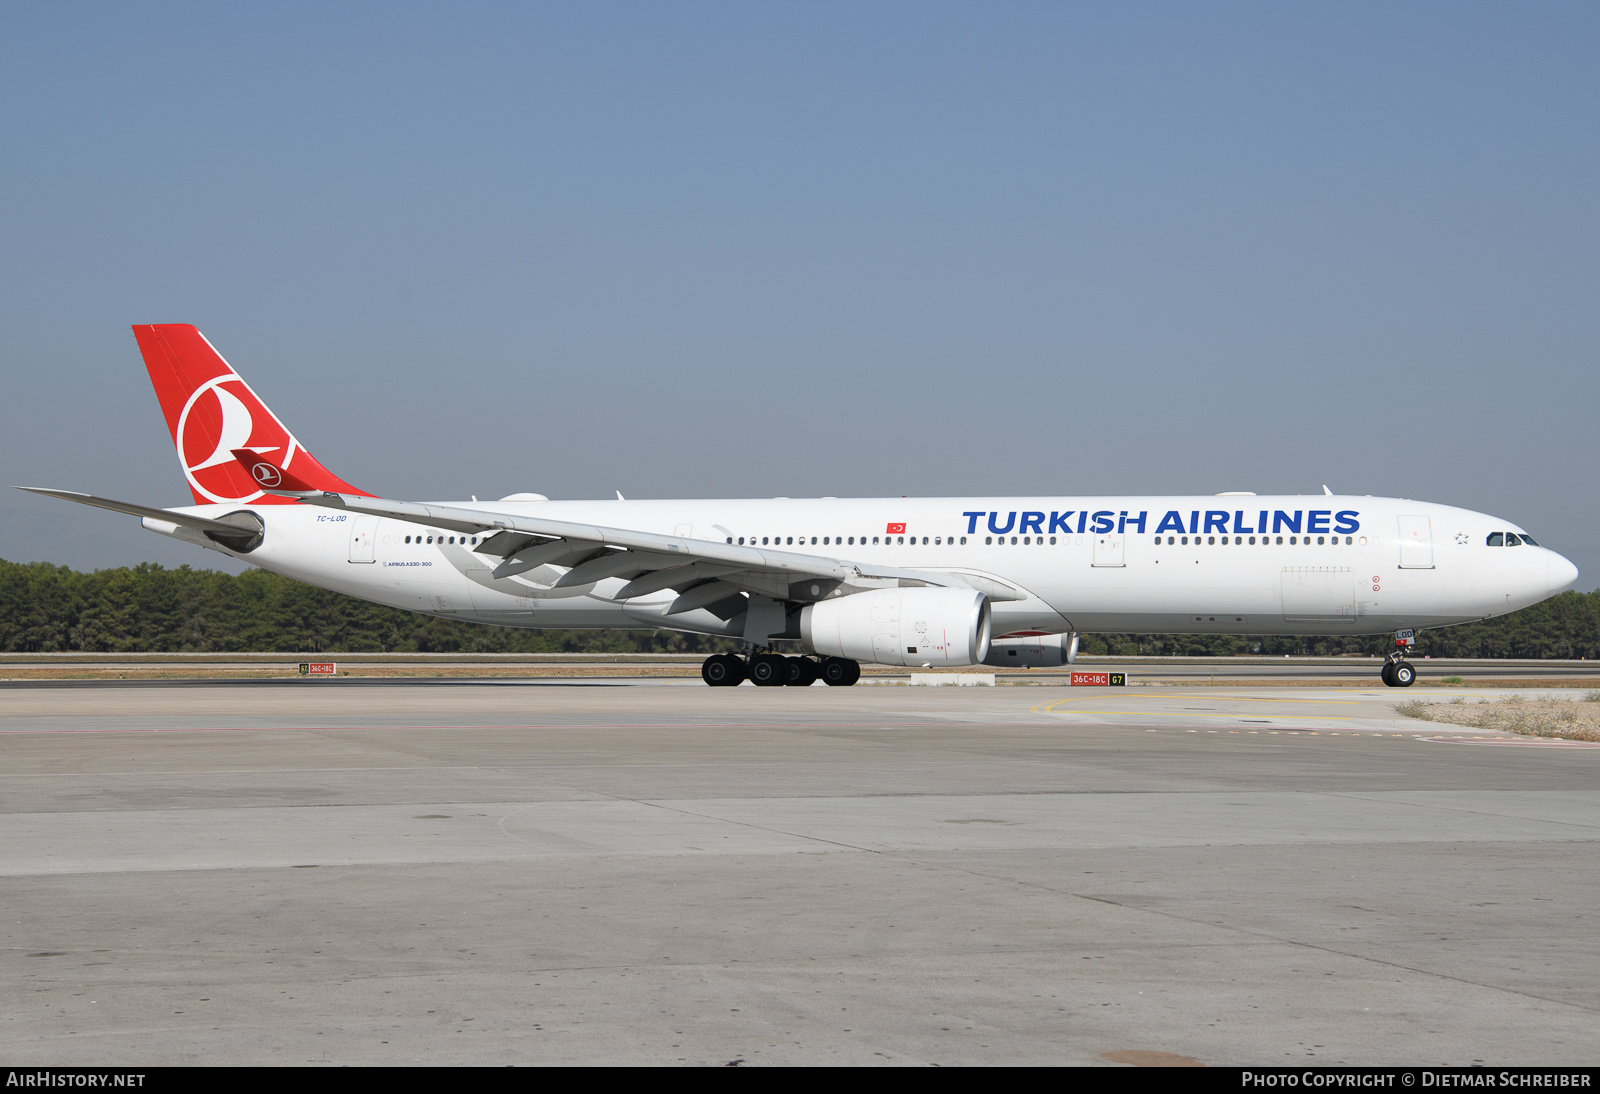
top-left (821, 657), bottom-right (860, 686)
top-left (701, 654), bottom-right (745, 687)
top-left (784, 657), bottom-right (818, 687)
top-left (748, 653), bottom-right (787, 687)
top-left (1393, 662), bottom-right (1416, 687)
top-left (1381, 662), bottom-right (1397, 687)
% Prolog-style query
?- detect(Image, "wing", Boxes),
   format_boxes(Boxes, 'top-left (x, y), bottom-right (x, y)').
top-left (287, 489), bottom-right (1025, 614)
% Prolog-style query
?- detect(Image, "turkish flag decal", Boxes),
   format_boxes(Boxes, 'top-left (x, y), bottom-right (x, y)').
top-left (886, 523), bottom-right (906, 534)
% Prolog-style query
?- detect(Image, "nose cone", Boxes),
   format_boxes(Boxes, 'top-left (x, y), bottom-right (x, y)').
top-left (1549, 552), bottom-right (1580, 594)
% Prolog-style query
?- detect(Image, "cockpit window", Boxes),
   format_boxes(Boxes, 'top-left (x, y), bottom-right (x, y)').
top-left (1519, 533), bottom-right (1539, 546)
top-left (1487, 533), bottom-right (1503, 546)
top-left (1505, 533), bottom-right (1522, 546)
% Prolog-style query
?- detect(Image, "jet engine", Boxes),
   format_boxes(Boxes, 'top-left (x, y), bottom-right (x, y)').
top-left (799, 587), bottom-right (992, 667)
top-left (984, 631), bottom-right (1078, 667)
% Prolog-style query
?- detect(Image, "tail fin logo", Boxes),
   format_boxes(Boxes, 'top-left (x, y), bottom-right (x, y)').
top-left (249, 462), bottom-right (283, 487)
top-left (176, 376), bottom-right (301, 504)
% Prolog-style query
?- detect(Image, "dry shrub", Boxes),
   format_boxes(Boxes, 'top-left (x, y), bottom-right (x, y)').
top-left (1396, 694), bottom-right (1600, 741)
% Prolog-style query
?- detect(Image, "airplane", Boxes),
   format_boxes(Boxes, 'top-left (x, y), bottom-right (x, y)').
top-left (19, 324), bottom-right (1580, 688)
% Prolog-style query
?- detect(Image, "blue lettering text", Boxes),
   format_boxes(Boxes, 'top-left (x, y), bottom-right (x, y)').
top-left (1155, 511), bottom-right (1186, 535)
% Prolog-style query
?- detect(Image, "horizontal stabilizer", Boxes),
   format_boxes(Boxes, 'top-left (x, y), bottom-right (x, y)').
top-left (14, 487), bottom-right (264, 536)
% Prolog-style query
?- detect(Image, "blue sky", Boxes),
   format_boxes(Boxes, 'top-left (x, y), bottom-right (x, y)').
top-left (2, 2), bottom-right (1596, 585)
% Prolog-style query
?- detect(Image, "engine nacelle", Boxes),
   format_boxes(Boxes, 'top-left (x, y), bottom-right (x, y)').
top-left (799, 587), bottom-right (992, 667)
top-left (984, 632), bottom-right (1078, 668)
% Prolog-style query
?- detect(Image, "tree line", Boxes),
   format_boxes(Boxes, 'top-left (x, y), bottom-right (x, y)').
top-left (0, 558), bottom-right (1595, 658)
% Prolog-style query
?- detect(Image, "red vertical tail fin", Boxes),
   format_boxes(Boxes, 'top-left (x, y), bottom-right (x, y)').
top-left (132, 324), bottom-right (369, 505)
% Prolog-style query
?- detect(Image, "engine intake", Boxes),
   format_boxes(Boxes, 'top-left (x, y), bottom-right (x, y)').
top-left (800, 587), bottom-right (991, 667)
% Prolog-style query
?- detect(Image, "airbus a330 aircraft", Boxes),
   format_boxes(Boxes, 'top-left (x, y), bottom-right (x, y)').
top-left (22, 325), bottom-right (1580, 687)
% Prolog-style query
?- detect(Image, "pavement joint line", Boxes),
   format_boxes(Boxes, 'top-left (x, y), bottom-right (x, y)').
top-left (1318, 790), bottom-right (1600, 833)
top-left (632, 799), bottom-right (886, 856)
top-left (0, 719), bottom-right (1066, 737)
top-left (826, 841), bottom-right (1600, 1018)
top-left (1033, 694), bottom-right (1366, 714)
top-left (1044, 710), bottom-right (1359, 721)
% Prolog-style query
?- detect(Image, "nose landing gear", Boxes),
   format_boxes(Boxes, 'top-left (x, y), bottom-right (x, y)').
top-left (1381, 630), bottom-right (1417, 687)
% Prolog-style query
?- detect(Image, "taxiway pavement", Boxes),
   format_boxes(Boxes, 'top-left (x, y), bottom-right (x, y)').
top-left (3, 683), bottom-right (1597, 1066)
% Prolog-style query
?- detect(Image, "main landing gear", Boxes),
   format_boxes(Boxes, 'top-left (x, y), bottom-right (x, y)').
top-left (1381, 629), bottom-right (1418, 688)
top-left (700, 653), bottom-right (860, 687)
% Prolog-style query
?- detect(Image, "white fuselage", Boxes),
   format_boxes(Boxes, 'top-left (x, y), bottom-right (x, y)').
top-left (146, 493), bottom-right (1577, 642)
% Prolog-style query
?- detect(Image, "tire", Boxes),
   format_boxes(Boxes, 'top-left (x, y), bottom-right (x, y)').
top-left (1393, 662), bottom-right (1416, 687)
top-left (701, 654), bottom-right (744, 687)
top-left (1381, 662), bottom-right (1397, 687)
top-left (785, 657), bottom-right (818, 687)
top-left (749, 654), bottom-right (787, 687)
top-left (821, 657), bottom-right (861, 686)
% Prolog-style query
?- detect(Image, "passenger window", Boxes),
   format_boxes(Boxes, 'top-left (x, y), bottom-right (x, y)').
top-left (960, 537), bottom-right (967, 544)
top-left (1487, 533), bottom-right (1503, 546)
